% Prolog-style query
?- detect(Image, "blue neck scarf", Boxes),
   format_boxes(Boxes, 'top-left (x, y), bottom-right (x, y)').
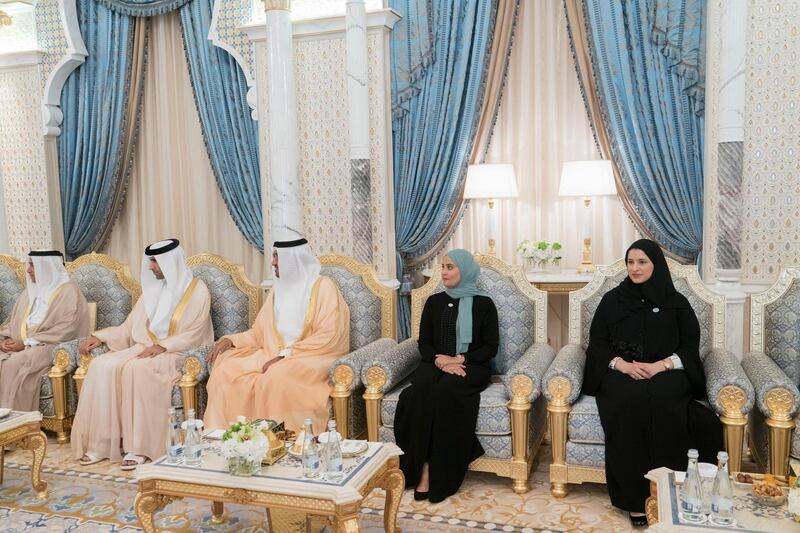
top-left (443, 250), bottom-right (486, 354)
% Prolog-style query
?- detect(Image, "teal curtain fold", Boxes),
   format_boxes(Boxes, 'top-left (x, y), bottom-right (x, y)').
top-left (96, 0), bottom-right (191, 17)
top-left (390, 0), bottom-right (436, 119)
top-left (391, 0), bottom-right (497, 338)
top-left (179, 0), bottom-right (263, 251)
top-left (580, 0), bottom-right (705, 260)
top-left (58, 0), bottom-right (135, 259)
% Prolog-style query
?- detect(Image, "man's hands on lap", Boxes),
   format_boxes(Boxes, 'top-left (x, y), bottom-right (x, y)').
top-left (137, 344), bottom-right (167, 358)
top-left (79, 336), bottom-right (104, 355)
top-left (1, 338), bottom-right (24, 352)
top-left (208, 338), bottom-right (233, 366)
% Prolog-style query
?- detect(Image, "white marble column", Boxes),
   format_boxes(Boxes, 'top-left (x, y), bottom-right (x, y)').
top-left (711, 0), bottom-right (747, 357)
top-left (346, 0), bottom-right (372, 263)
top-left (264, 0), bottom-right (304, 242)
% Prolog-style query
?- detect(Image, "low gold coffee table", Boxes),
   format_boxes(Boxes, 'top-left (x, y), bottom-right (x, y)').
top-left (0, 410), bottom-right (47, 498)
top-left (134, 441), bottom-right (403, 532)
top-left (645, 467), bottom-right (797, 531)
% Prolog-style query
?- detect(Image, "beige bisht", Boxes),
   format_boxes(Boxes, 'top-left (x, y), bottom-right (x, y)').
top-left (204, 239), bottom-right (350, 433)
top-left (71, 240), bottom-right (214, 462)
top-left (0, 251), bottom-right (89, 411)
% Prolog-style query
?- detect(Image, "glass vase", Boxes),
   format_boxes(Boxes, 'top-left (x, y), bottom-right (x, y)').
top-left (227, 455), bottom-right (260, 477)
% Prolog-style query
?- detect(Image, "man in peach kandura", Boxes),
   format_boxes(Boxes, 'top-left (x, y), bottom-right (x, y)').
top-left (204, 237), bottom-right (350, 434)
top-left (71, 239), bottom-right (213, 470)
top-left (0, 250), bottom-right (89, 411)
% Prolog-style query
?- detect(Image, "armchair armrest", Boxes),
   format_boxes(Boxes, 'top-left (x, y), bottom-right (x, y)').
top-left (361, 338), bottom-right (421, 395)
top-left (330, 338), bottom-right (397, 393)
top-left (742, 351), bottom-right (799, 419)
top-left (703, 348), bottom-right (755, 417)
top-left (503, 342), bottom-right (556, 403)
top-left (180, 344), bottom-right (212, 384)
top-left (542, 344), bottom-right (585, 405)
top-left (52, 339), bottom-right (82, 375)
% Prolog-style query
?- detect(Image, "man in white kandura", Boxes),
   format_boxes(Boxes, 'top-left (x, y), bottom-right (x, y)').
top-left (71, 239), bottom-right (213, 470)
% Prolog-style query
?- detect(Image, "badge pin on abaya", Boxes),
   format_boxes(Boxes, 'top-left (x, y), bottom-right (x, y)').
top-left (653, 307), bottom-right (660, 313)
top-left (448, 303), bottom-right (454, 308)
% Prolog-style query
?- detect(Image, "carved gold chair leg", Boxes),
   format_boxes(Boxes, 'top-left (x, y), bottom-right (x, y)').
top-left (48, 350), bottom-right (72, 444)
top-left (179, 356), bottom-right (201, 415)
top-left (509, 375), bottom-right (533, 494)
top-left (363, 367), bottom-right (388, 443)
top-left (766, 417), bottom-right (794, 477)
top-left (73, 353), bottom-right (92, 398)
top-left (331, 365), bottom-right (355, 440)
top-left (546, 377), bottom-right (572, 498)
top-left (719, 385), bottom-right (749, 474)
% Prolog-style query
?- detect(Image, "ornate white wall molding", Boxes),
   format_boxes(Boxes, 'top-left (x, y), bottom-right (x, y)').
top-left (40, 0), bottom-right (87, 138)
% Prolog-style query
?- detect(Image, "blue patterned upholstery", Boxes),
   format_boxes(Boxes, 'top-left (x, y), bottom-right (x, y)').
top-left (542, 344), bottom-right (585, 405)
top-left (763, 278), bottom-right (800, 385)
top-left (568, 396), bottom-right (604, 445)
top-left (190, 264), bottom-right (252, 338)
top-left (321, 265), bottom-right (383, 350)
top-left (566, 441), bottom-right (605, 468)
top-left (69, 264), bottom-right (134, 330)
top-left (0, 262), bottom-right (23, 324)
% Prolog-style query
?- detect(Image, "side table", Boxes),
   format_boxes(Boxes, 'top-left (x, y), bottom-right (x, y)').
top-left (0, 410), bottom-right (47, 498)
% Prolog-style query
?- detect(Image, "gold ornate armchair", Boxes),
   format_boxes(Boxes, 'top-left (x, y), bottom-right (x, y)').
top-left (543, 259), bottom-right (755, 497)
top-left (362, 254), bottom-right (553, 493)
top-left (51, 253), bottom-right (141, 443)
top-left (743, 266), bottom-right (800, 476)
top-left (320, 255), bottom-right (397, 439)
top-left (0, 254), bottom-right (25, 322)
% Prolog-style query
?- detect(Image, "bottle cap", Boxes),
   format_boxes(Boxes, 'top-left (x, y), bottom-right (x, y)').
top-left (304, 417), bottom-right (313, 425)
top-left (328, 419), bottom-right (336, 429)
top-left (688, 448), bottom-right (699, 458)
top-left (717, 451), bottom-right (729, 461)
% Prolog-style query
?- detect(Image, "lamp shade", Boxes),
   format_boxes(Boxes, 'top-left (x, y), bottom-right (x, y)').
top-left (558, 160), bottom-right (617, 197)
top-left (463, 164), bottom-right (518, 199)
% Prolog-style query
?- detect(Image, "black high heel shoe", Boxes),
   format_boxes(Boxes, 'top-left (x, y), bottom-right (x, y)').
top-left (413, 490), bottom-right (429, 501)
top-left (629, 513), bottom-right (647, 527)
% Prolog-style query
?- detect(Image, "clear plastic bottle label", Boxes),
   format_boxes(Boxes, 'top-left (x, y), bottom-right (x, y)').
top-left (187, 446), bottom-right (201, 459)
top-left (329, 457), bottom-right (343, 472)
top-left (169, 444), bottom-right (183, 456)
top-left (711, 496), bottom-right (733, 513)
top-left (681, 496), bottom-right (702, 513)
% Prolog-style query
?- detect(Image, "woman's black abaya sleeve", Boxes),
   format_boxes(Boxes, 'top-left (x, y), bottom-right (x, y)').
top-left (582, 294), bottom-right (616, 396)
top-left (674, 304), bottom-right (707, 400)
top-left (417, 297), bottom-right (437, 363)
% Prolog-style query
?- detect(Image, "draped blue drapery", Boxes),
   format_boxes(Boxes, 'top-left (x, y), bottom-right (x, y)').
top-left (58, 0), bottom-right (135, 259)
top-left (58, 0), bottom-right (263, 254)
top-left (391, 0), bottom-right (496, 338)
top-left (180, 0), bottom-right (264, 251)
top-left (96, 0), bottom-right (191, 16)
top-left (582, 0), bottom-right (705, 260)
top-left (390, 0), bottom-right (435, 118)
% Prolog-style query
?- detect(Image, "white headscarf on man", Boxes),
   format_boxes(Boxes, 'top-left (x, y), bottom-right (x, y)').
top-left (26, 251), bottom-right (70, 326)
top-left (140, 239), bottom-right (194, 340)
top-left (272, 239), bottom-right (321, 348)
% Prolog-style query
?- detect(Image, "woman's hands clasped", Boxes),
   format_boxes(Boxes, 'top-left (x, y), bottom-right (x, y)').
top-left (615, 359), bottom-right (666, 380)
top-left (435, 354), bottom-right (466, 377)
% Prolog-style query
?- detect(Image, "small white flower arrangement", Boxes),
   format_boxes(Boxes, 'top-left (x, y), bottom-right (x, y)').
top-left (517, 240), bottom-right (563, 272)
top-left (221, 416), bottom-right (268, 476)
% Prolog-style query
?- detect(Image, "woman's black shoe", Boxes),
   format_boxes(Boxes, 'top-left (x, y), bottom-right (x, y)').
top-left (413, 490), bottom-right (429, 501)
top-left (629, 513), bottom-right (648, 527)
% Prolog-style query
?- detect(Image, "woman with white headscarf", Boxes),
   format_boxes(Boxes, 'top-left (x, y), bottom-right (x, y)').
top-left (0, 250), bottom-right (89, 411)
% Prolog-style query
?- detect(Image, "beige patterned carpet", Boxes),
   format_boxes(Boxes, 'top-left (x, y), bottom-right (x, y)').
top-left (1, 436), bottom-right (638, 532)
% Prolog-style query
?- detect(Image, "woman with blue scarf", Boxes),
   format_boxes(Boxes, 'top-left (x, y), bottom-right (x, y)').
top-left (394, 249), bottom-right (499, 503)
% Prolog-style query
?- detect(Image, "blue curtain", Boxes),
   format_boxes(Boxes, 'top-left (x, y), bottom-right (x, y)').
top-left (391, 0), bottom-right (496, 338)
top-left (96, 0), bottom-right (191, 16)
top-left (583, 0), bottom-right (704, 260)
top-left (180, 0), bottom-right (263, 251)
top-left (58, 0), bottom-right (135, 259)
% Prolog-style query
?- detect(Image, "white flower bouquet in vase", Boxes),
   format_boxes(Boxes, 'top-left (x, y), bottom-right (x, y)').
top-left (220, 416), bottom-right (268, 476)
top-left (517, 240), bottom-right (563, 273)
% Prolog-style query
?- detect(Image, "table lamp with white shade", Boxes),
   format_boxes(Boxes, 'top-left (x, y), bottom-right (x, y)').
top-left (463, 164), bottom-right (518, 256)
top-left (558, 160), bottom-right (617, 272)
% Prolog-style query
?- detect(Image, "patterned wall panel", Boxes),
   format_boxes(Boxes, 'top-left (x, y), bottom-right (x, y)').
top-left (367, 31), bottom-right (390, 278)
top-left (0, 65), bottom-right (52, 256)
top-left (213, 0), bottom-right (256, 83)
top-left (741, 0), bottom-right (800, 281)
top-left (34, 0), bottom-right (68, 90)
top-left (294, 36), bottom-right (354, 257)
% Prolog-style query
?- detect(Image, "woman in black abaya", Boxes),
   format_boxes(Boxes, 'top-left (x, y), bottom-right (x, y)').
top-left (394, 249), bottom-right (498, 503)
top-left (582, 239), bottom-right (722, 526)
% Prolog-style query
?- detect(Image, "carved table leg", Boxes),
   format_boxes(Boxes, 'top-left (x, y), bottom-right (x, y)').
top-left (211, 501), bottom-right (225, 524)
top-left (645, 480), bottom-right (659, 525)
top-left (134, 491), bottom-right (178, 533)
top-left (332, 516), bottom-right (361, 533)
top-left (18, 431), bottom-right (47, 497)
top-left (380, 467), bottom-right (405, 533)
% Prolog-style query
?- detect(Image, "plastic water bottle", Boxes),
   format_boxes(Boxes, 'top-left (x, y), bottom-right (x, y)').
top-left (680, 449), bottom-right (705, 522)
top-left (710, 451), bottom-right (734, 525)
top-left (183, 408), bottom-right (203, 467)
top-left (301, 418), bottom-right (321, 478)
top-left (164, 407), bottom-right (183, 464)
top-left (324, 420), bottom-right (343, 482)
